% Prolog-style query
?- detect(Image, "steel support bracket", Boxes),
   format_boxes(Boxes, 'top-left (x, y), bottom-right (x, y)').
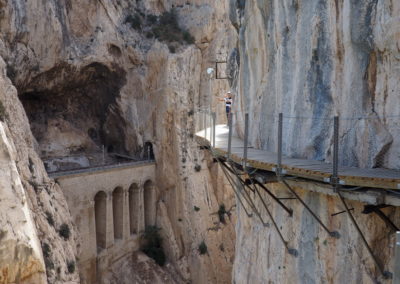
top-left (324, 176), bottom-right (345, 185)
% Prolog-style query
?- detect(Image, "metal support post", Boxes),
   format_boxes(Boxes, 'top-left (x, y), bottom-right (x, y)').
top-left (331, 116), bottom-right (339, 192)
top-left (277, 113), bottom-right (284, 178)
top-left (209, 107), bottom-right (213, 142)
top-left (243, 113), bottom-right (249, 170)
top-left (254, 180), bottom-right (293, 216)
top-left (223, 161), bottom-right (269, 227)
top-left (212, 112), bottom-right (216, 148)
top-left (102, 145), bottom-right (105, 165)
top-left (228, 112), bottom-right (233, 160)
top-left (203, 111), bottom-right (207, 140)
top-left (282, 180), bottom-right (340, 238)
top-left (216, 159), bottom-right (253, 217)
top-left (394, 232), bottom-right (400, 282)
top-left (337, 190), bottom-right (391, 279)
top-left (249, 180), bottom-right (298, 256)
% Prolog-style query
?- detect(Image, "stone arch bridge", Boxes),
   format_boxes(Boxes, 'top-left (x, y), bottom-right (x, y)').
top-left (50, 161), bottom-right (156, 283)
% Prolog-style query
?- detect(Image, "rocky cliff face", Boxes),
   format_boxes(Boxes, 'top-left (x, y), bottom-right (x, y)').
top-left (0, 0), bottom-right (237, 283)
top-left (230, 0), bottom-right (400, 169)
top-left (233, 181), bottom-right (399, 284)
top-left (229, 0), bottom-right (400, 283)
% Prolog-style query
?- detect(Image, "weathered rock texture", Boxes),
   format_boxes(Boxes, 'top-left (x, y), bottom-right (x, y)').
top-left (0, 58), bottom-right (79, 283)
top-left (229, 0), bottom-right (400, 283)
top-left (0, 0), bottom-right (236, 283)
top-left (231, 0), bottom-right (400, 169)
top-left (233, 181), bottom-right (399, 284)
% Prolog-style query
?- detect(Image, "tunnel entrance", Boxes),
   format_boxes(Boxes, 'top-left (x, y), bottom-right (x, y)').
top-left (144, 141), bottom-right (155, 160)
top-left (18, 62), bottom-right (132, 172)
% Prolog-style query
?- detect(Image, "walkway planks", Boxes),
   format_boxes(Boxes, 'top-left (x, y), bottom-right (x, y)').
top-left (196, 125), bottom-right (400, 190)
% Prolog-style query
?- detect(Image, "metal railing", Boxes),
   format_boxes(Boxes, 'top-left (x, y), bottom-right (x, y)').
top-left (194, 108), bottom-right (400, 278)
top-left (48, 159), bottom-right (155, 178)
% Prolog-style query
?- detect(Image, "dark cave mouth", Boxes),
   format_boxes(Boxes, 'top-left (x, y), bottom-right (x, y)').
top-left (19, 62), bottom-right (132, 171)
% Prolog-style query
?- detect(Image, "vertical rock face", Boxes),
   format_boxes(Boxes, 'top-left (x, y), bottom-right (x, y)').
top-left (231, 0), bottom-right (400, 169)
top-left (229, 0), bottom-right (400, 283)
top-left (0, 0), bottom-right (237, 283)
top-left (233, 182), bottom-right (399, 284)
top-left (0, 58), bottom-right (79, 283)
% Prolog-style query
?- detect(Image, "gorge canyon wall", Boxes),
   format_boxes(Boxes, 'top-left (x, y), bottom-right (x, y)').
top-left (230, 0), bottom-right (400, 283)
top-left (0, 0), bottom-right (237, 283)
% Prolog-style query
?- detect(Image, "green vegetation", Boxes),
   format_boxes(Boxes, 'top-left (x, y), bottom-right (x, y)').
top-left (194, 164), bottom-right (201, 172)
top-left (45, 211), bottom-right (55, 227)
top-left (194, 206), bottom-right (200, 212)
top-left (42, 243), bottom-right (51, 258)
top-left (198, 241), bottom-right (207, 255)
top-left (67, 260), bottom-right (75, 274)
top-left (42, 243), bottom-right (54, 270)
top-left (125, 8), bottom-right (195, 52)
top-left (59, 223), bottom-right (70, 240)
top-left (218, 204), bottom-right (227, 224)
top-left (125, 13), bottom-right (142, 30)
top-left (0, 101), bottom-right (7, 122)
top-left (141, 226), bottom-right (166, 266)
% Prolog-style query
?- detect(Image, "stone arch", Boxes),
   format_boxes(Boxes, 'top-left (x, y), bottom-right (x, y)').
top-left (128, 183), bottom-right (140, 235)
top-left (94, 191), bottom-right (107, 251)
top-left (112, 187), bottom-right (124, 240)
top-left (143, 180), bottom-right (156, 228)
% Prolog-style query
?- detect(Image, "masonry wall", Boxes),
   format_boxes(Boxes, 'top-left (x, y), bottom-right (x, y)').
top-left (55, 163), bottom-right (156, 284)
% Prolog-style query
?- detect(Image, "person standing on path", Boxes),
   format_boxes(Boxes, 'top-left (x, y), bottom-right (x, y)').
top-left (219, 91), bottom-right (233, 123)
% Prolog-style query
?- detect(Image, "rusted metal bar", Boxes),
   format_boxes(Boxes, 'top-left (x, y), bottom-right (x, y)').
top-left (394, 232), bottom-right (400, 282)
top-left (228, 162), bottom-right (270, 227)
top-left (249, 180), bottom-right (298, 256)
top-left (216, 158), bottom-right (253, 218)
top-left (277, 113), bottom-right (283, 178)
top-left (337, 190), bottom-right (391, 279)
top-left (362, 205), bottom-right (399, 232)
top-left (243, 113), bottom-right (249, 170)
top-left (331, 116), bottom-right (340, 192)
top-left (282, 179), bottom-right (340, 238)
top-left (212, 112), bottom-right (216, 147)
top-left (228, 112), bottom-right (233, 160)
top-left (331, 208), bottom-right (354, 217)
top-left (253, 179), bottom-right (293, 217)
top-left (204, 110), bottom-right (207, 141)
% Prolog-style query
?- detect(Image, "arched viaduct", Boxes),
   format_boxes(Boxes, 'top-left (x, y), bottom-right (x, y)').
top-left (51, 161), bottom-right (157, 283)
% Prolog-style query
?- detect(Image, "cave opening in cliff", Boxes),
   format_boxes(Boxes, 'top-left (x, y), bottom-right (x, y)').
top-left (18, 62), bottom-right (131, 171)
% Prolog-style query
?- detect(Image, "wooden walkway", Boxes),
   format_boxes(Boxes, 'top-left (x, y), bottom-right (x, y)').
top-left (196, 125), bottom-right (400, 190)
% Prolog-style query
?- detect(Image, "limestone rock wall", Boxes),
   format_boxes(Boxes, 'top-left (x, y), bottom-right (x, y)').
top-left (0, 0), bottom-right (237, 283)
top-left (229, 0), bottom-right (400, 283)
top-left (230, 0), bottom-right (400, 169)
top-left (233, 182), bottom-right (399, 284)
top-left (0, 58), bottom-right (79, 283)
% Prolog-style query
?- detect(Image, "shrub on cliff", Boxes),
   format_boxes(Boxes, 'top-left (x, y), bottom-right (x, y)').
top-left (198, 241), bottom-right (207, 255)
top-left (0, 101), bottom-right (7, 122)
top-left (67, 260), bottom-right (75, 273)
top-left (151, 9), bottom-right (195, 46)
top-left (141, 226), bottom-right (166, 266)
top-left (218, 204), bottom-right (227, 224)
top-left (125, 13), bottom-right (142, 30)
top-left (59, 223), bottom-right (70, 240)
